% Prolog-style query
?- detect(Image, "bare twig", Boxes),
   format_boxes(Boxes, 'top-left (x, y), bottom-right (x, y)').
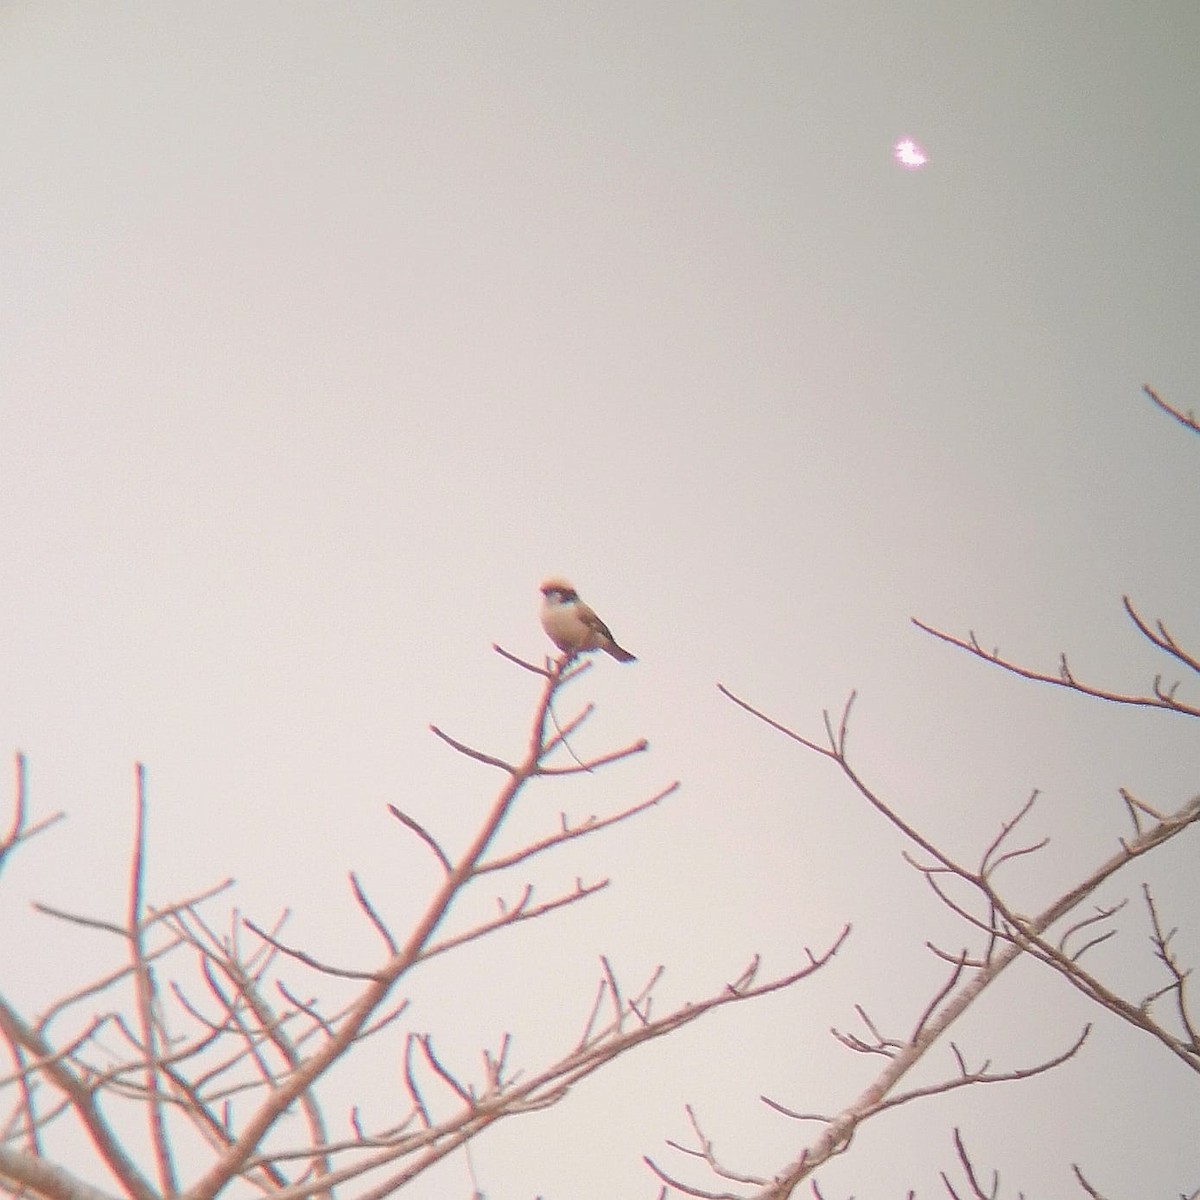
top-left (491, 643), bottom-right (550, 676)
top-left (349, 872), bottom-right (399, 955)
top-left (945, 1128), bottom-right (1004, 1200)
top-left (536, 737), bottom-right (650, 775)
top-left (415, 1035), bottom-right (472, 1105)
top-left (910, 616), bottom-right (1200, 718)
top-left (428, 726), bottom-right (515, 772)
top-left (1142, 884), bottom-right (1199, 1050)
top-left (126, 763), bottom-right (177, 1196)
top-left (242, 921), bottom-right (378, 982)
top-left (662, 1103), bottom-right (770, 1188)
top-left (1144, 384), bottom-right (1200, 434)
top-left (0, 753), bottom-right (66, 878)
top-left (0, 1146), bottom-right (124, 1200)
top-left (385, 805), bottom-right (452, 874)
top-left (1071, 1162), bottom-right (1110, 1199)
top-left (420, 878), bottom-right (611, 961)
top-left (475, 783), bottom-right (678, 875)
top-left (0, 997), bottom-right (159, 1200)
top-left (719, 682), bottom-right (1200, 1198)
top-left (0, 645), bottom-right (846, 1200)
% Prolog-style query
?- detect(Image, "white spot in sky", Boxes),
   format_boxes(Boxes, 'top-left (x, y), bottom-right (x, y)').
top-left (893, 138), bottom-right (928, 169)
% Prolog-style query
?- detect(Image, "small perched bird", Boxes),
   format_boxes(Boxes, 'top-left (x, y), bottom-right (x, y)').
top-left (539, 577), bottom-right (636, 663)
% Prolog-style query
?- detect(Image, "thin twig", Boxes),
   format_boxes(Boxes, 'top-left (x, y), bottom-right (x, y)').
top-left (491, 644), bottom-right (549, 676)
top-left (1144, 384), bottom-right (1200, 435)
top-left (127, 763), bottom-right (177, 1196)
top-left (475, 783), bottom-right (677, 875)
top-left (385, 805), bottom-right (452, 875)
top-left (911, 618), bottom-right (1200, 718)
top-left (242, 921), bottom-right (379, 981)
top-left (349, 873), bottom-right (399, 955)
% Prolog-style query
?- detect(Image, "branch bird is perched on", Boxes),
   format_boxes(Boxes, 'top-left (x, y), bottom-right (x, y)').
top-left (539, 577), bottom-right (636, 663)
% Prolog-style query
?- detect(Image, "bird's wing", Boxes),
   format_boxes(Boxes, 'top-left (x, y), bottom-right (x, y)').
top-left (577, 602), bottom-right (617, 643)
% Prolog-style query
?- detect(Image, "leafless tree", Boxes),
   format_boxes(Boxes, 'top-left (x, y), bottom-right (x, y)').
top-left (4, 387), bottom-right (1195, 1200)
top-left (0, 650), bottom-right (848, 1200)
top-left (650, 386), bottom-right (1199, 1199)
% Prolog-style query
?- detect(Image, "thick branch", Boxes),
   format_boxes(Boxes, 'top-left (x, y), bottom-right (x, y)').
top-left (0, 1145), bottom-right (123, 1200)
top-left (0, 998), bottom-right (158, 1200)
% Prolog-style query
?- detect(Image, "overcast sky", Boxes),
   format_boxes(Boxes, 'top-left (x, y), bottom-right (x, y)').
top-left (2, 4), bottom-right (1199, 1198)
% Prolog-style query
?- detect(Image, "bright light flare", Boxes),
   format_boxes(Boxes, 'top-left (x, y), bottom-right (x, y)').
top-left (893, 138), bottom-right (928, 169)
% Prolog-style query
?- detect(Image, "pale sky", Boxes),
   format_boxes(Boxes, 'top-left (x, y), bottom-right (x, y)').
top-left (2, 4), bottom-right (1199, 1198)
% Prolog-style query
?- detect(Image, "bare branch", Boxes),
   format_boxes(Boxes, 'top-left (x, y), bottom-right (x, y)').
top-left (428, 725), bottom-right (515, 771)
top-left (1144, 384), bottom-right (1200, 434)
top-left (0, 997), bottom-right (159, 1200)
top-left (541, 697), bottom-right (602, 771)
top-left (947, 1128), bottom-right (1003, 1200)
top-left (718, 683), bottom-right (837, 759)
top-left (979, 792), bottom-right (1045, 878)
top-left (0, 1015), bottom-right (114, 1091)
top-left (718, 672), bottom-right (1200, 1197)
top-left (879, 1025), bottom-right (1090, 1114)
top-left (911, 954), bottom-right (969, 1041)
top-left (349, 872), bottom-right (398, 955)
top-left (403, 1034), bottom-right (432, 1129)
top-left (0, 638), bottom-right (848, 1200)
top-left (1121, 595), bottom-right (1200, 677)
top-left (415, 1034), bottom-right (473, 1105)
top-left (491, 643), bottom-right (550, 675)
top-left (32, 902), bottom-right (126, 938)
top-left (126, 763), bottom-right (177, 1196)
top-left (475, 782), bottom-right (677, 875)
top-left (601, 956), bottom-right (625, 1033)
top-left (1141, 884), bottom-right (1198, 1050)
top-left (182, 658), bottom-right (640, 1195)
top-left (421, 877), bottom-right (611, 961)
top-left (385, 805), bottom-right (452, 874)
top-left (0, 1145), bottom-right (124, 1200)
top-left (242, 920), bottom-right (379, 982)
top-left (37, 936), bottom-right (184, 1038)
top-left (645, 1148), bottom-right (773, 1200)
top-left (662, 1103), bottom-right (770, 1188)
top-left (536, 737), bottom-right (650, 776)
top-left (0, 753), bottom-right (66, 879)
top-left (1072, 1162), bottom-right (1110, 1199)
top-left (911, 617), bottom-right (1200, 718)
top-left (1058, 903), bottom-right (1124, 961)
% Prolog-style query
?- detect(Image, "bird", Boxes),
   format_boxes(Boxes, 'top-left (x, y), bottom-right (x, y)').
top-left (539, 577), bottom-right (636, 663)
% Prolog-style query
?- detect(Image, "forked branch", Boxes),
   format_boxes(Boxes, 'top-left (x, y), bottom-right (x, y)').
top-left (715, 684), bottom-right (1200, 1198)
top-left (910, 606), bottom-right (1200, 718)
top-left (0, 651), bottom-right (835, 1200)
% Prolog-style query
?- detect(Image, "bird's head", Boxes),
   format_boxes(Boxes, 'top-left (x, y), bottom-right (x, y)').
top-left (540, 577), bottom-right (578, 601)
